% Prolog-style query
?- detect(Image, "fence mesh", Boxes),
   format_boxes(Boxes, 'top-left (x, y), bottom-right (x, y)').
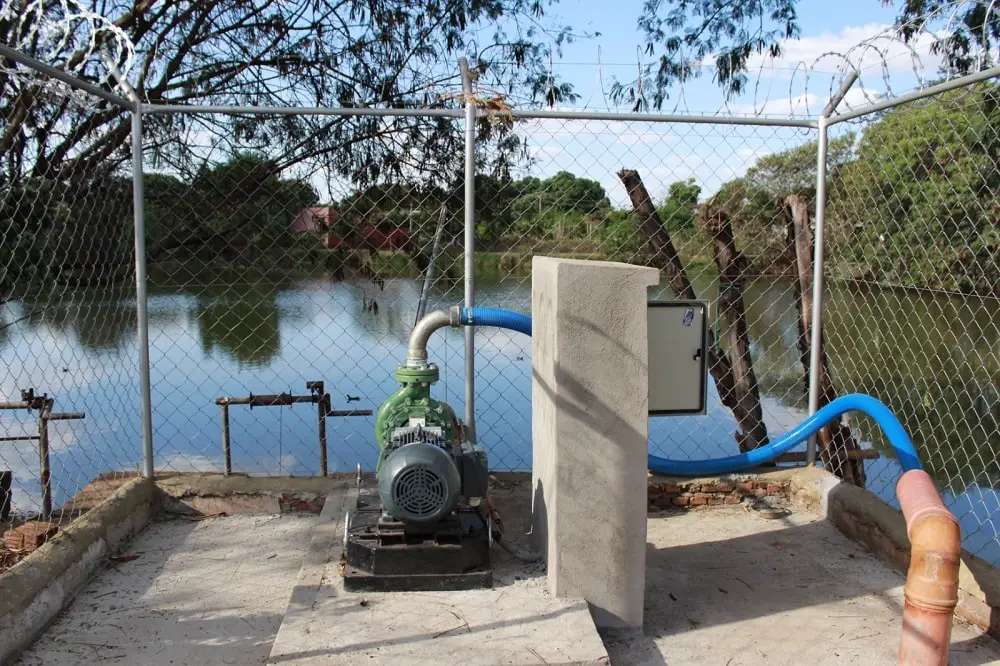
top-left (0, 75), bottom-right (139, 573)
top-left (824, 81), bottom-right (1000, 564)
top-left (142, 113), bottom-right (470, 477)
top-left (2, 47), bottom-right (1000, 574)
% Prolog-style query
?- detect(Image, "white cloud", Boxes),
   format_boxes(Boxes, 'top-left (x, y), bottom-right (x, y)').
top-left (746, 23), bottom-right (943, 78)
top-left (729, 93), bottom-right (818, 118)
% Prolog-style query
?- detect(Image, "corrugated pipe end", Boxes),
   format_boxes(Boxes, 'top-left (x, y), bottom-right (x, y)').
top-left (896, 469), bottom-right (961, 666)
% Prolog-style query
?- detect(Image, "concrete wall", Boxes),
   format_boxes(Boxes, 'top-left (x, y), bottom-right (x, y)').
top-left (531, 256), bottom-right (659, 629)
top-left (0, 477), bottom-right (153, 665)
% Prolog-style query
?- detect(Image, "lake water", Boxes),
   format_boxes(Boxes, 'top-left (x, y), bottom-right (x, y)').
top-left (1, 273), bottom-right (998, 563)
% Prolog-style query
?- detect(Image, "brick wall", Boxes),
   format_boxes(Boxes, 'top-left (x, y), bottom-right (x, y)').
top-left (648, 476), bottom-right (791, 511)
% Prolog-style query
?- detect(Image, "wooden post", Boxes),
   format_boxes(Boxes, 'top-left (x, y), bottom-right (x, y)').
top-left (784, 194), bottom-right (866, 486)
top-left (318, 393), bottom-right (329, 477)
top-left (220, 400), bottom-right (231, 476)
top-left (702, 209), bottom-right (769, 451)
top-left (618, 169), bottom-right (769, 451)
top-left (38, 398), bottom-right (52, 520)
top-left (1, 471), bottom-right (11, 522)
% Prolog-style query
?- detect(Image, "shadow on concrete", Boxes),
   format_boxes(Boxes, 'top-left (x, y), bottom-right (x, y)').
top-left (267, 605), bottom-right (586, 663)
top-left (489, 475), bottom-right (546, 585)
top-left (640, 517), bottom-right (901, 638)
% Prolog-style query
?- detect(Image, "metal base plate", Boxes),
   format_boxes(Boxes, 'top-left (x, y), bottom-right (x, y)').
top-left (342, 485), bottom-right (492, 592)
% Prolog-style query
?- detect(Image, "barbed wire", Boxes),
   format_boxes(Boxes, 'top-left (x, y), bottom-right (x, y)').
top-left (0, 0), bottom-right (135, 108)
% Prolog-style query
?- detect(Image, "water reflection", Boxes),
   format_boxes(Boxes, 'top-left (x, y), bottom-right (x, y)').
top-left (194, 289), bottom-right (283, 368)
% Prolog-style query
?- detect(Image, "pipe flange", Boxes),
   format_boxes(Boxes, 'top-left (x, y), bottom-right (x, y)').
top-left (395, 364), bottom-right (439, 385)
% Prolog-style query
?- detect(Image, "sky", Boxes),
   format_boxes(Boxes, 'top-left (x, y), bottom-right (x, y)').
top-left (501, 0), bottom-right (955, 206)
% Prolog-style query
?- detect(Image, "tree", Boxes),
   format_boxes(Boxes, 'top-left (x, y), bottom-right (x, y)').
top-left (828, 84), bottom-right (1000, 293)
top-left (1, 1), bottom-right (576, 187)
top-left (618, 1), bottom-right (998, 109)
top-left (508, 171), bottom-right (610, 239)
top-left (708, 133), bottom-right (854, 273)
top-left (143, 154), bottom-right (318, 257)
top-left (657, 178), bottom-right (700, 231)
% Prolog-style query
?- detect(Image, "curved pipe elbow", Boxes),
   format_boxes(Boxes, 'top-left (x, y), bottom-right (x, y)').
top-left (406, 307), bottom-right (460, 366)
top-left (896, 470), bottom-right (961, 666)
top-left (406, 307), bottom-right (532, 367)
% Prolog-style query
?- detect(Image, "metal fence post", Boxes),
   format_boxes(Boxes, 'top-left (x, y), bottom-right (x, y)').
top-left (459, 58), bottom-right (477, 443)
top-left (806, 113), bottom-right (830, 465)
top-left (132, 106), bottom-right (155, 478)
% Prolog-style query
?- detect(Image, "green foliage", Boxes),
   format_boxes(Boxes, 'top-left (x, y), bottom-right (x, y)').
top-left (617, 0), bottom-right (799, 107)
top-left (145, 155), bottom-right (318, 258)
top-left (2, 1), bottom-right (575, 189)
top-left (598, 209), bottom-right (644, 260)
top-left (506, 171), bottom-right (610, 240)
top-left (657, 178), bottom-right (701, 231)
top-left (0, 177), bottom-right (131, 295)
top-left (828, 85), bottom-right (1000, 293)
top-left (709, 134), bottom-right (854, 273)
top-left (622, 1), bottom-right (997, 109)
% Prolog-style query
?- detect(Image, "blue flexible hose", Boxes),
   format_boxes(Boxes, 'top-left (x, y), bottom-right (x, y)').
top-left (459, 307), bottom-right (532, 337)
top-left (648, 393), bottom-right (923, 475)
top-left (452, 308), bottom-right (921, 475)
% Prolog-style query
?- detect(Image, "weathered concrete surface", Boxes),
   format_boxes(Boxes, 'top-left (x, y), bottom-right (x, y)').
top-left (155, 473), bottom-right (356, 516)
top-left (532, 256), bottom-right (659, 629)
top-left (788, 466), bottom-right (1000, 637)
top-left (0, 477), bottom-right (153, 665)
top-left (268, 479), bottom-right (610, 665)
top-left (17, 513), bottom-right (317, 666)
top-left (604, 504), bottom-right (1000, 666)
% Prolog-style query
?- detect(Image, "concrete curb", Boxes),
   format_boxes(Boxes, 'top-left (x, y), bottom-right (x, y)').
top-left (787, 466), bottom-right (1000, 636)
top-left (267, 485), bottom-right (358, 664)
top-left (0, 477), bottom-right (153, 665)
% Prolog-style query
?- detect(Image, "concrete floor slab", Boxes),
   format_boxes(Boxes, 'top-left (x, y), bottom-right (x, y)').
top-left (16, 514), bottom-right (318, 666)
top-left (267, 480), bottom-right (610, 666)
top-left (604, 506), bottom-right (1000, 666)
top-left (13, 478), bottom-right (1000, 666)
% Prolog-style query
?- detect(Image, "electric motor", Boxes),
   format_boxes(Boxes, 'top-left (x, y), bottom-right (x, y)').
top-left (373, 363), bottom-right (489, 529)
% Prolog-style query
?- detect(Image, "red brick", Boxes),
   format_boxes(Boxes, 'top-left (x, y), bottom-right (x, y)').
top-left (767, 485), bottom-right (782, 495)
top-left (672, 496), bottom-right (690, 506)
top-left (653, 494), bottom-right (676, 509)
top-left (737, 482), bottom-right (755, 493)
top-left (708, 497), bottom-right (723, 506)
top-left (296, 500), bottom-right (312, 511)
top-left (690, 496), bottom-right (708, 506)
top-left (724, 495), bottom-right (741, 505)
top-left (3, 522), bottom-right (58, 553)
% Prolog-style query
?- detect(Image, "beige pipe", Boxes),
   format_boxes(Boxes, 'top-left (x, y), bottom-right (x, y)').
top-left (896, 469), bottom-right (961, 666)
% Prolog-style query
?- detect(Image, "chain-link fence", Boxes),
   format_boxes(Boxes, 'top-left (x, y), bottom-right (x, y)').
top-left (823, 81), bottom-right (1000, 565)
top-left (0, 49), bottom-right (140, 572)
top-left (2, 39), bottom-right (1000, 570)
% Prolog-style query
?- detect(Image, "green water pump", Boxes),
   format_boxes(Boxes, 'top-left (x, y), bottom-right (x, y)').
top-left (372, 362), bottom-right (488, 529)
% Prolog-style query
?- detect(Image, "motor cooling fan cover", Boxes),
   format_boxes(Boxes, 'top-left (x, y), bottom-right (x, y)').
top-left (378, 442), bottom-right (461, 527)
